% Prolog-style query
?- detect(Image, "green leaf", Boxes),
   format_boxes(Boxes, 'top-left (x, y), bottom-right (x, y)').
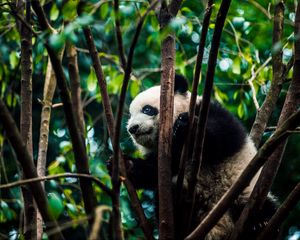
top-left (49, 33), bottom-right (65, 51)
top-left (237, 103), bottom-right (244, 119)
top-left (66, 203), bottom-right (78, 217)
top-left (62, 0), bottom-right (79, 21)
top-left (48, 192), bottom-right (64, 219)
top-left (0, 201), bottom-right (14, 221)
top-left (50, 4), bottom-right (59, 21)
top-left (130, 80), bottom-right (140, 98)
top-left (87, 67), bottom-right (97, 92)
top-left (232, 57), bottom-right (241, 75)
top-left (9, 51), bottom-right (19, 69)
top-left (100, 3), bottom-right (109, 19)
top-left (75, 14), bottom-right (94, 26)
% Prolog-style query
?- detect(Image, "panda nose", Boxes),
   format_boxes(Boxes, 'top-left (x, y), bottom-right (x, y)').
top-left (129, 125), bottom-right (139, 134)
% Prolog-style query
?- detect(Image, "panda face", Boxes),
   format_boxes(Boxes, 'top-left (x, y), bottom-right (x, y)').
top-left (127, 83), bottom-right (192, 154)
top-left (127, 86), bottom-right (161, 152)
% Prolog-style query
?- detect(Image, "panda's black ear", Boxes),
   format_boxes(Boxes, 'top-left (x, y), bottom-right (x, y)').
top-left (174, 74), bottom-right (188, 94)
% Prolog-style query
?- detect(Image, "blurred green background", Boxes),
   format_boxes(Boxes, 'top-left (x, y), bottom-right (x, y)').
top-left (0, 0), bottom-right (299, 239)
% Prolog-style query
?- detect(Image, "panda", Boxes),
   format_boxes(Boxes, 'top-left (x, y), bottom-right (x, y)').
top-left (124, 74), bottom-right (277, 239)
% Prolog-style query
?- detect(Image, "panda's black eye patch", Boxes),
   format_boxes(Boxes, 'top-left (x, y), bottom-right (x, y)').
top-left (141, 105), bottom-right (158, 116)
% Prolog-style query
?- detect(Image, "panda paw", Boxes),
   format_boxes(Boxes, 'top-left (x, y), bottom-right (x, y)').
top-left (173, 112), bottom-right (189, 137)
top-left (106, 155), bottom-right (134, 176)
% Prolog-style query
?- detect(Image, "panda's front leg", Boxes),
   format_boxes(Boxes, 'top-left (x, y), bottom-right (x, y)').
top-left (172, 112), bottom-right (189, 174)
top-left (125, 155), bottom-right (158, 189)
top-left (106, 154), bottom-right (158, 190)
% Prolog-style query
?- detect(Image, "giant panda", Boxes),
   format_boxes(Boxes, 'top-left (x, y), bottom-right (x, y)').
top-left (124, 74), bottom-right (277, 239)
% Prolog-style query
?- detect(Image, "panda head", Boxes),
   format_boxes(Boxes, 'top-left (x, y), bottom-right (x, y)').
top-left (127, 74), bottom-right (191, 154)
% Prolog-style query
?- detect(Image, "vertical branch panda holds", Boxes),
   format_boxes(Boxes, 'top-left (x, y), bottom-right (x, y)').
top-left (124, 74), bottom-right (277, 239)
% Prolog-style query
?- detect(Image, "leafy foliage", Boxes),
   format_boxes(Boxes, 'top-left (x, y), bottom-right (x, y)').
top-left (0, 0), bottom-right (298, 239)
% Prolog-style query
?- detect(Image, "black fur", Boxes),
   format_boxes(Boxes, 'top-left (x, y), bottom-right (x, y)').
top-left (124, 100), bottom-right (247, 188)
top-left (171, 101), bottom-right (247, 175)
top-left (111, 74), bottom-right (277, 239)
top-left (174, 74), bottom-right (189, 94)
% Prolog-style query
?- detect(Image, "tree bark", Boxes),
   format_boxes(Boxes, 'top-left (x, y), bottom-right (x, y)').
top-left (230, 2), bottom-right (300, 239)
top-left (67, 42), bottom-right (85, 136)
top-left (19, 1), bottom-right (37, 238)
top-left (0, 100), bottom-right (64, 240)
top-left (249, 1), bottom-right (285, 148)
top-left (185, 0), bottom-right (232, 233)
top-left (158, 4), bottom-right (176, 239)
top-left (36, 58), bottom-right (57, 240)
top-left (31, 0), bottom-right (97, 225)
top-left (175, 2), bottom-right (214, 238)
top-left (258, 182), bottom-right (300, 240)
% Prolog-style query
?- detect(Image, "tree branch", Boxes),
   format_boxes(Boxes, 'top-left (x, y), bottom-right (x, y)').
top-left (113, 0), bottom-right (127, 69)
top-left (112, 2), bottom-right (158, 238)
top-left (249, 1), bottom-right (285, 147)
top-left (257, 182), bottom-right (300, 240)
top-left (186, 0), bottom-right (232, 232)
top-left (18, 1), bottom-right (38, 238)
top-left (0, 172), bottom-right (112, 197)
top-left (175, 0), bottom-right (214, 237)
top-left (36, 51), bottom-right (59, 240)
top-left (157, 3), bottom-right (176, 239)
top-left (37, 59), bottom-right (57, 187)
top-left (0, 99), bottom-right (64, 240)
top-left (82, 27), bottom-right (115, 138)
top-left (31, 0), bottom-right (97, 226)
top-left (230, 2), bottom-right (300, 239)
top-left (66, 42), bottom-right (85, 136)
top-left (185, 108), bottom-right (300, 240)
top-left (168, 0), bottom-right (183, 16)
top-left (88, 206), bottom-right (112, 240)
top-left (81, 8), bottom-right (154, 239)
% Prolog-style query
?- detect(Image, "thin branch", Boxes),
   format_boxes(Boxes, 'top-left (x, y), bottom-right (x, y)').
top-left (31, 0), bottom-right (97, 225)
top-left (184, 108), bottom-right (300, 240)
top-left (113, 0), bottom-right (127, 69)
top-left (30, 0), bottom-right (55, 32)
top-left (257, 182), bottom-right (300, 240)
top-left (112, 2), bottom-right (158, 238)
top-left (168, 0), bottom-right (183, 16)
top-left (265, 126), bottom-right (300, 132)
top-left (249, 0), bottom-right (271, 19)
top-left (249, 1), bottom-right (285, 147)
top-left (81, 10), bottom-right (154, 240)
top-left (186, 0), bottom-right (232, 233)
top-left (36, 53), bottom-right (62, 240)
top-left (52, 103), bottom-right (63, 108)
top-left (66, 41), bottom-right (85, 135)
top-left (248, 64), bottom-right (260, 110)
top-left (0, 173), bottom-right (113, 197)
top-left (10, 11), bottom-right (38, 37)
top-left (231, 3), bottom-right (300, 239)
top-left (37, 59), bottom-right (57, 185)
top-left (0, 99), bottom-right (64, 240)
top-left (82, 27), bottom-right (115, 138)
top-left (89, 206), bottom-right (112, 240)
top-left (175, 0), bottom-right (214, 237)
top-left (247, 56), bottom-right (272, 111)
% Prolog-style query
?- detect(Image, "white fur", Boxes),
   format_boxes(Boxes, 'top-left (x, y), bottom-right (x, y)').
top-left (127, 85), bottom-right (199, 155)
